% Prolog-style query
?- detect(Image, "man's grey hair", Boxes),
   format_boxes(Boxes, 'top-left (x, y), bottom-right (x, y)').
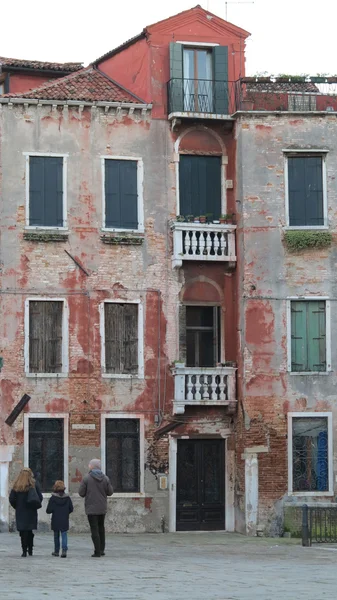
top-left (89, 459), bottom-right (101, 470)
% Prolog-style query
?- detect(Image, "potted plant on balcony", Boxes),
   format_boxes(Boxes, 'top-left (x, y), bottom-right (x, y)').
top-left (206, 213), bottom-right (213, 224)
top-left (199, 215), bottom-right (207, 223)
top-left (187, 215), bottom-right (194, 223)
top-left (194, 216), bottom-right (200, 223)
top-left (219, 213), bottom-right (233, 224)
top-left (176, 215), bottom-right (185, 222)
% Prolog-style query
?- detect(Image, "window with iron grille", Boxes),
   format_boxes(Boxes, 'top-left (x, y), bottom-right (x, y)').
top-left (28, 300), bottom-right (63, 373)
top-left (104, 303), bottom-right (138, 375)
top-left (291, 416), bottom-right (329, 492)
top-left (105, 419), bottom-right (140, 493)
top-left (290, 300), bottom-right (326, 372)
top-left (287, 155), bottom-right (325, 227)
top-left (29, 418), bottom-right (64, 492)
top-left (28, 156), bottom-right (64, 227)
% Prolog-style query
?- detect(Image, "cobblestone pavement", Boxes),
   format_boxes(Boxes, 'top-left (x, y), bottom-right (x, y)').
top-left (0, 532), bottom-right (337, 599)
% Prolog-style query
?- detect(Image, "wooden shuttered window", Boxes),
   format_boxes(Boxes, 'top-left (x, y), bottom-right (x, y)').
top-left (105, 160), bottom-right (138, 230)
top-left (169, 43), bottom-right (229, 114)
top-left (29, 156), bottom-right (63, 227)
top-left (104, 303), bottom-right (138, 374)
top-left (179, 155), bottom-right (221, 218)
top-left (291, 300), bottom-right (326, 372)
top-left (288, 156), bottom-right (324, 226)
top-left (29, 301), bottom-right (63, 373)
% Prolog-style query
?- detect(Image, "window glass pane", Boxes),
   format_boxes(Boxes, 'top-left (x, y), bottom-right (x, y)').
top-left (292, 417), bottom-right (328, 492)
top-left (29, 418), bottom-right (64, 491)
top-left (197, 50), bottom-right (212, 80)
top-left (186, 306), bottom-right (213, 328)
top-left (183, 49), bottom-right (194, 79)
top-left (106, 419), bottom-right (140, 493)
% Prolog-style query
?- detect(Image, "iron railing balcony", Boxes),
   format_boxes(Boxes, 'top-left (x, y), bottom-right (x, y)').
top-left (171, 221), bottom-right (236, 269)
top-left (172, 363), bottom-right (237, 415)
top-left (167, 78), bottom-right (237, 118)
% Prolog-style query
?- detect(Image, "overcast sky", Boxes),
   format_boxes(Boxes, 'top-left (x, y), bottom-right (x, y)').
top-left (1, 0), bottom-right (334, 76)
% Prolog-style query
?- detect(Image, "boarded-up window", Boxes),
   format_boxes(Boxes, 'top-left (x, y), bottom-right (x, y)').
top-left (291, 300), bottom-right (326, 372)
top-left (106, 419), bottom-right (140, 492)
top-left (288, 156), bottom-right (324, 226)
top-left (29, 156), bottom-right (63, 227)
top-left (29, 418), bottom-right (64, 492)
top-left (29, 301), bottom-right (63, 373)
top-left (105, 160), bottom-right (138, 229)
top-left (104, 303), bottom-right (138, 374)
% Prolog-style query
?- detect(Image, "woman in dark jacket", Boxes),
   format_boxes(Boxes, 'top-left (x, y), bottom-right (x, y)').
top-left (9, 467), bottom-right (43, 557)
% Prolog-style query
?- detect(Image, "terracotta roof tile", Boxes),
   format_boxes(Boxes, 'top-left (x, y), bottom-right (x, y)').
top-left (246, 81), bottom-right (319, 93)
top-left (5, 67), bottom-right (145, 103)
top-left (0, 56), bottom-right (82, 72)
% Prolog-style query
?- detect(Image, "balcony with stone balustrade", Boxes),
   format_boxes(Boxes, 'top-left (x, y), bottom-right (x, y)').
top-left (172, 363), bottom-right (237, 415)
top-left (171, 222), bottom-right (236, 268)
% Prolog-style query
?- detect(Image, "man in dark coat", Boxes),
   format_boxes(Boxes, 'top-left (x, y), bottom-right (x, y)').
top-left (46, 480), bottom-right (74, 558)
top-left (79, 459), bottom-right (113, 557)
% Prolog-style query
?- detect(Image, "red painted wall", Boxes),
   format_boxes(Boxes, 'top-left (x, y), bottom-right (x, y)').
top-left (98, 8), bottom-right (248, 118)
top-left (9, 73), bottom-right (62, 94)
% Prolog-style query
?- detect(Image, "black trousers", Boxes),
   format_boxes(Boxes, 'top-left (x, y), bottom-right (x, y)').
top-left (87, 514), bottom-right (105, 555)
top-left (20, 530), bottom-right (34, 551)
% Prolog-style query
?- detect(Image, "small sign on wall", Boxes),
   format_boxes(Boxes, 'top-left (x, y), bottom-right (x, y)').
top-left (71, 424), bottom-right (96, 430)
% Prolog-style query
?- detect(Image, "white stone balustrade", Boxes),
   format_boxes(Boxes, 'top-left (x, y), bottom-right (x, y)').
top-left (171, 222), bottom-right (236, 268)
top-left (172, 364), bottom-right (237, 414)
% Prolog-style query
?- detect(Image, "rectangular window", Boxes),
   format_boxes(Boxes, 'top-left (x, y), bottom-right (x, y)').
top-left (286, 155), bottom-right (325, 227)
top-left (186, 306), bottom-right (220, 367)
top-left (290, 415), bottom-right (330, 493)
top-left (104, 159), bottom-right (141, 230)
top-left (26, 299), bottom-right (68, 375)
top-left (288, 94), bottom-right (317, 111)
top-left (103, 302), bottom-right (139, 375)
top-left (290, 300), bottom-right (327, 372)
top-left (105, 419), bottom-right (140, 493)
top-left (179, 155), bottom-right (222, 219)
top-left (28, 156), bottom-right (64, 227)
top-left (28, 418), bottom-right (64, 492)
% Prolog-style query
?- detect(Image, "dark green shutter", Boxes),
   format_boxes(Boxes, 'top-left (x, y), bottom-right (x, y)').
top-left (179, 155), bottom-right (221, 218)
top-left (213, 46), bottom-right (228, 114)
top-left (105, 160), bottom-right (138, 229)
top-left (29, 157), bottom-right (63, 227)
top-left (288, 156), bottom-right (324, 226)
top-left (291, 301), bottom-right (326, 372)
top-left (169, 42), bottom-right (183, 112)
top-left (29, 157), bottom-right (45, 226)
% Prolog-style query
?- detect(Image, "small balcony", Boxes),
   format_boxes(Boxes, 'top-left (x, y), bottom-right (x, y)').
top-left (167, 78), bottom-right (237, 121)
top-left (172, 364), bottom-right (237, 415)
top-left (171, 221), bottom-right (236, 269)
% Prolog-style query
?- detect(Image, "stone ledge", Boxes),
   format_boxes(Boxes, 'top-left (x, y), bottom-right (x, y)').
top-left (100, 233), bottom-right (144, 245)
top-left (23, 230), bottom-right (69, 242)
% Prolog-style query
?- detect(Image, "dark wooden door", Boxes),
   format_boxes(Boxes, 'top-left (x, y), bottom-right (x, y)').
top-left (176, 439), bottom-right (225, 531)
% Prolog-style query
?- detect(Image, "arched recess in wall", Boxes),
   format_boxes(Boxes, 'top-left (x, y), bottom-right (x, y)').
top-left (173, 126), bottom-right (228, 217)
top-left (178, 277), bottom-right (225, 364)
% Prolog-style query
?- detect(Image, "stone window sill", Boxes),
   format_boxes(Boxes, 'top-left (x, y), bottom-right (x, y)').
top-left (23, 230), bottom-right (69, 242)
top-left (100, 232), bottom-right (144, 245)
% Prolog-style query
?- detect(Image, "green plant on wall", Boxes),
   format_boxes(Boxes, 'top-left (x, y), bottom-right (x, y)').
top-left (284, 230), bottom-right (332, 252)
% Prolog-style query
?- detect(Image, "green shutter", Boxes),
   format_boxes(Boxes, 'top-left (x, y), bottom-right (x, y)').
top-left (291, 301), bottom-right (326, 372)
top-left (291, 301), bottom-right (307, 372)
top-left (307, 301), bottom-right (326, 371)
top-left (169, 42), bottom-right (183, 112)
top-left (105, 160), bottom-right (138, 229)
top-left (213, 46), bottom-right (228, 114)
top-left (288, 156), bottom-right (324, 226)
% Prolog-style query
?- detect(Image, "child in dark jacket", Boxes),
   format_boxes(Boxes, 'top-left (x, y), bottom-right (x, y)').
top-left (46, 480), bottom-right (73, 558)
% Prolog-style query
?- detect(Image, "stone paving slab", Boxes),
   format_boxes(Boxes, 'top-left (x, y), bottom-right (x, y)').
top-left (0, 532), bottom-right (336, 600)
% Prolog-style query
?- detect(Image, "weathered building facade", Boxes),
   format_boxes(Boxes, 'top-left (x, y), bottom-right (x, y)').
top-left (1, 4), bottom-right (337, 535)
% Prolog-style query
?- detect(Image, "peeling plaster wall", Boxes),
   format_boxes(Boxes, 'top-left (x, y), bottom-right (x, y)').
top-left (236, 114), bottom-right (337, 534)
top-left (0, 102), bottom-right (182, 532)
